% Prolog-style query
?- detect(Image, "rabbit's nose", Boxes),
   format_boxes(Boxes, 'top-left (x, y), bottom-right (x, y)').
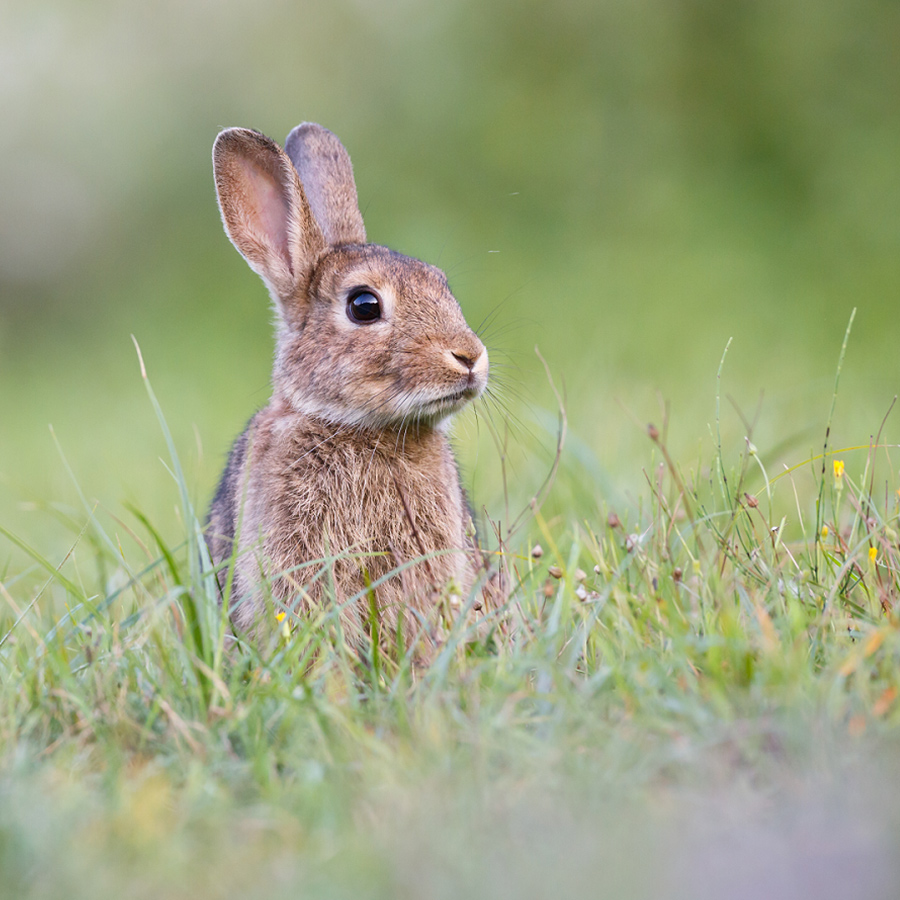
top-left (450, 343), bottom-right (484, 371)
top-left (452, 350), bottom-right (478, 371)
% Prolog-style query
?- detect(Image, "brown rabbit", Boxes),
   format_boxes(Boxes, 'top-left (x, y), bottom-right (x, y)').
top-left (207, 123), bottom-right (492, 651)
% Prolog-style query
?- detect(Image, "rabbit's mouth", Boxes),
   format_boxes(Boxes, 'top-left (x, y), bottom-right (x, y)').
top-left (415, 386), bottom-right (480, 420)
top-left (443, 387), bottom-right (473, 404)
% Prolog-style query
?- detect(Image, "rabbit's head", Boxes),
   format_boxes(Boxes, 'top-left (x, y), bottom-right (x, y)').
top-left (213, 124), bottom-right (487, 430)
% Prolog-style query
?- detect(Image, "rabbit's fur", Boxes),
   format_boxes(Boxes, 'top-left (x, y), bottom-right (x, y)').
top-left (207, 123), bottom-right (492, 649)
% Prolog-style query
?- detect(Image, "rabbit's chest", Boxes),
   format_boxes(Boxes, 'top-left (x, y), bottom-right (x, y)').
top-left (274, 434), bottom-right (467, 562)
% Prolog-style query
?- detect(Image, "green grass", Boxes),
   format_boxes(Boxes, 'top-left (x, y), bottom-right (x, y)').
top-left (2, 321), bottom-right (900, 899)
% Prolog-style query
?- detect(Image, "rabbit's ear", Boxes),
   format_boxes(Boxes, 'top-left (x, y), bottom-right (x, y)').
top-left (213, 128), bottom-right (325, 299)
top-left (284, 123), bottom-right (366, 246)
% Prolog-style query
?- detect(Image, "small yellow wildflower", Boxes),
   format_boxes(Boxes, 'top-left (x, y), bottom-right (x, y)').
top-left (276, 610), bottom-right (292, 639)
top-left (869, 546), bottom-right (878, 564)
top-left (833, 459), bottom-right (845, 482)
top-left (821, 525), bottom-right (829, 539)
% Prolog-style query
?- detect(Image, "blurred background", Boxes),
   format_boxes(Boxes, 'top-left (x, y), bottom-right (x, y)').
top-left (1, 0), bottom-right (898, 548)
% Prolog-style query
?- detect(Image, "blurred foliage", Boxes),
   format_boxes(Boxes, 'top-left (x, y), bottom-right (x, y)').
top-left (1, 0), bottom-right (899, 546)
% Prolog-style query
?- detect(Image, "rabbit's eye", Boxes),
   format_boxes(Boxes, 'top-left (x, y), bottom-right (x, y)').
top-left (347, 290), bottom-right (382, 324)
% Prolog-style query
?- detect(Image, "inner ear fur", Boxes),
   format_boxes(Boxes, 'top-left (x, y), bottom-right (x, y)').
top-left (213, 127), bottom-right (325, 299)
top-left (284, 123), bottom-right (367, 247)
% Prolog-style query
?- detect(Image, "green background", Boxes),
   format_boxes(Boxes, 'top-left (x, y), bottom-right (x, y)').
top-left (2, 0), bottom-right (898, 545)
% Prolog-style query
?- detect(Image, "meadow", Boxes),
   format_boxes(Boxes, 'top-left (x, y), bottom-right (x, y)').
top-left (4, 330), bottom-right (900, 898)
top-left (2, 0), bottom-right (900, 896)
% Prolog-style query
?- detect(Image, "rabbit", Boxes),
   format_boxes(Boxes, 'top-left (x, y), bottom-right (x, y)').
top-left (206, 122), bottom-right (495, 652)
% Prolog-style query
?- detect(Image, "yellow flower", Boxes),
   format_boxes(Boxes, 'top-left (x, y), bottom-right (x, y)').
top-left (821, 525), bottom-right (829, 539)
top-left (276, 610), bottom-right (292, 638)
top-left (833, 459), bottom-right (845, 482)
top-left (869, 546), bottom-right (878, 564)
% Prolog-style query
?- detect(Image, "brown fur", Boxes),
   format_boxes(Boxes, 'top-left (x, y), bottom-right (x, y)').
top-left (207, 123), bottom-right (491, 651)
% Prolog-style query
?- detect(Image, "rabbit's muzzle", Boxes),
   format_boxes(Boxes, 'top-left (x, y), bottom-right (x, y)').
top-left (446, 344), bottom-right (488, 397)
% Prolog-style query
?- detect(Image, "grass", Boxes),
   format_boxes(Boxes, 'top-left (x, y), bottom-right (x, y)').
top-left (2, 317), bottom-right (900, 899)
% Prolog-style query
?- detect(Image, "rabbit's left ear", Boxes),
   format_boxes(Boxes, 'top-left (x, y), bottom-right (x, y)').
top-left (213, 127), bottom-right (325, 302)
top-left (285, 123), bottom-right (366, 246)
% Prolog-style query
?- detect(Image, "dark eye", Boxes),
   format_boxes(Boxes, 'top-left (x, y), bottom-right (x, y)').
top-left (347, 290), bottom-right (382, 324)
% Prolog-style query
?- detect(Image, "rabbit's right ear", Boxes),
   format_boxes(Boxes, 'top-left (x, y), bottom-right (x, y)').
top-left (213, 128), bottom-right (325, 299)
top-left (284, 123), bottom-right (366, 246)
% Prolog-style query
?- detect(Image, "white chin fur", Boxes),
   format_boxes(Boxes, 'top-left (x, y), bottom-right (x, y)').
top-left (290, 389), bottom-right (474, 431)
